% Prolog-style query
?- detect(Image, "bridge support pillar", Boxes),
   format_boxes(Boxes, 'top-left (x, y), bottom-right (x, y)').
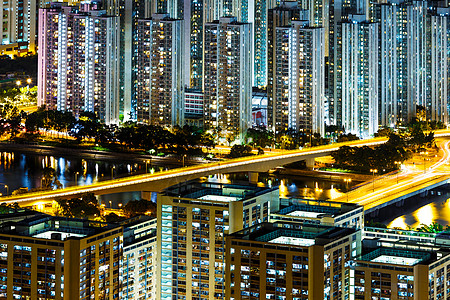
top-left (248, 172), bottom-right (259, 184)
top-left (141, 191), bottom-right (157, 202)
top-left (305, 158), bottom-right (315, 170)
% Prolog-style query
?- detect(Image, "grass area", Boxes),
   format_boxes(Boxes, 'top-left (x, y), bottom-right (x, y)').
top-left (319, 167), bottom-right (355, 173)
top-left (6, 134), bottom-right (207, 158)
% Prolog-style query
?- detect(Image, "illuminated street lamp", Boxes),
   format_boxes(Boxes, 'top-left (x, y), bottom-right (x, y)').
top-left (420, 151), bottom-right (428, 174)
top-left (26, 78), bottom-right (31, 92)
top-left (394, 161), bottom-right (401, 184)
top-left (15, 80), bottom-right (21, 87)
top-left (2, 185), bottom-right (8, 196)
top-left (111, 166), bottom-right (115, 179)
top-left (75, 172), bottom-right (79, 186)
top-left (344, 178), bottom-right (352, 202)
top-left (370, 169), bottom-right (378, 192)
top-left (145, 159), bottom-right (151, 173)
top-left (182, 154), bottom-right (187, 168)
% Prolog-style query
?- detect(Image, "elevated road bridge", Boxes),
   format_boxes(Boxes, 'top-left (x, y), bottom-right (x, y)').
top-left (0, 137), bottom-right (389, 205)
top-left (3, 129), bottom-right (450, 207)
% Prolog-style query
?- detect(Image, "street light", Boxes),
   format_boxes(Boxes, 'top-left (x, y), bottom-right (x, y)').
top-left (15, 80), bottom-right (21, 87)
top-left (182, 154), bottom-right (187, 168)
top-left (75, 172), bottom-right (79, 186)
top-left (26, 78), bottom-right (32, 85)
top-left (109, 201), bottom-right (112, 208)
top-left (344, 178), bottom-right (352, 202)
top-left (394, 161), bottom-right (401, 184)
top-left (370, 169), bottom-right (378, 192)
top-left (3, 185), bottom-right (7, 196)
top-left (145, 159), bottom-right (151, 173)
top-left (420, 151), bottom-right (428, 174)
top-left (111, 166), bottom-right (115, 179)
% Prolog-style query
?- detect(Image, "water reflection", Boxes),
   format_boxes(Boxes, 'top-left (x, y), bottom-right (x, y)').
top-left (387, 193), bottom-right (450, 229)
top-left (0, 150), bottom-right (355, 208)
top-left (0, 151), bottom-right (172, 193)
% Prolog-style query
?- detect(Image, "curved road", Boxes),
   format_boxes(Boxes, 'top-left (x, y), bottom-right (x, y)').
top-left (0, 137), bottom-right (389, 205)
top-left (3, 129), bottom-right (450, 206)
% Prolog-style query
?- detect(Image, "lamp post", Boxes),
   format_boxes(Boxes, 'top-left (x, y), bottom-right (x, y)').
top-left (15, 80), bottom-right (21, 87)
top-left (75, 172), bottom-right (79, 186)
top-left (145, 159), bottom-right (151, 173)
top-left (420, 151), bottom-right (428, 174)
top-left (394, 161), bottom-right (401, 184)
top-left (182, 154), bottom-right (187, 168)
top-left (344, 178), bottom-right (352, 202)
top-left (370, 169), bottom-right (378, 192)
top-left (4, 185), bottom-right (7, 196)
top-left (26, 78), bottom-right (31, 92)
top-left (111, 166), bottom-right (115, 179)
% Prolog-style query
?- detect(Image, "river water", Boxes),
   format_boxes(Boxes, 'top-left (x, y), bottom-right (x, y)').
top-left (386, 191), bottom-right (450, 229)
top-left (2, 150), bottom-right (448, 228)
top-left (0, 150), bottom-right (354, 208)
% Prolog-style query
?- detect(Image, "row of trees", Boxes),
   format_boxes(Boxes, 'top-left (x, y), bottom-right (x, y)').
top-left (0, 55), bottom-right (38, 76)
top-left (56, 193), bottom-right (156, 221)
top-left (332, 128), bottom-right (435, 173)
top-left (18, 108), bottom-right (216, 154)
top-left (247, 127), bottom-right (333, 150)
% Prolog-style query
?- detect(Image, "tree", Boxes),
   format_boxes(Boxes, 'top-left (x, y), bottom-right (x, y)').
top-left (41, 167), bottom-right (62, 190)
top-left (104, 212), bottom-right (126, 223)
top-left (71, 111), bottom-right (104, 142)
top-left (228, 144), bottom-right (253, 158)
top-left (247, 127), bottom-right (273, 148)
top-left (123, 199), bottom-right (156, 218)
top-left (374, 127), bottom-right (394, 137)
top-left (56, 193), bottom-right (100, 219)
top-left (417, 222), bottom-right (444, 233)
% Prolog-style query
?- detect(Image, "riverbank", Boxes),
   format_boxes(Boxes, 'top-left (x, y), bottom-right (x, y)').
top-left (273, 168), bottom-right (373, 182)
top-left (0, 142), bottom-right (205, 164)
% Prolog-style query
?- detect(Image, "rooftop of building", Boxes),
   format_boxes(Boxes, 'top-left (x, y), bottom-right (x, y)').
top-left (270, 1), bottom-right (300, 10)
top-left (359, 247), bottom-right (431, 266)
top-left (0, 206), bottom-right (45, 224)
top-left (274, 199), bottom-right (362, 219)
top-left (229, 222), bottom-right (357, 247)
top-left (0, 214), bottom-right (121, 241)
top-left (206, 16), bottom-right (250, 26)
top-left (164, 181), bottom-right (278, 203)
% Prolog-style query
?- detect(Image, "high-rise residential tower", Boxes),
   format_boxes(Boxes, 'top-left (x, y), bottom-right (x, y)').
top-left (156, 182), bottom-right (278, 300)
top-left (37, 3), bottom-right (120, 124)
top-left (203, 17), bottom-right (252, 142)
top-left (379, 1), bottom-right (409, 127)
top-left (252, 0), bottom-right (278, 87)
top-left (134, 14), bottom-right (184, 127)
top-left (267, 19), bottom-right (325, 136)
top-left (429, 8), bottom-right (450, 124)
top-left (378, 0), bottom-right (449, 127)
top-left (333, 15), bottom-right (379, 138)
top-left (0, 215), bottom-right (123, 299)
top-left (0, 0), bottom-right (38, 55)
top-left (267, 2), bottom-right (302, 134)
top-left (290, 21), bottom-right (326, 136)
top-left (225, 222), bottom-right (361, 299)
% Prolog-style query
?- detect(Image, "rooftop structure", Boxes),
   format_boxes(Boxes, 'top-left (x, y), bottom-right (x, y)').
top-left (352, 238), bottom-right (450, 300)
top-left (270, 198), bottom-right (364, 229)
top-left (122, 216), bottom-right (157, 300)
top-left (0, 214), bottom-right (123, 299)
top-left (156, 181), bottom-right (278, 299)
top-left (226, 221), bottom-right (361, 299)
